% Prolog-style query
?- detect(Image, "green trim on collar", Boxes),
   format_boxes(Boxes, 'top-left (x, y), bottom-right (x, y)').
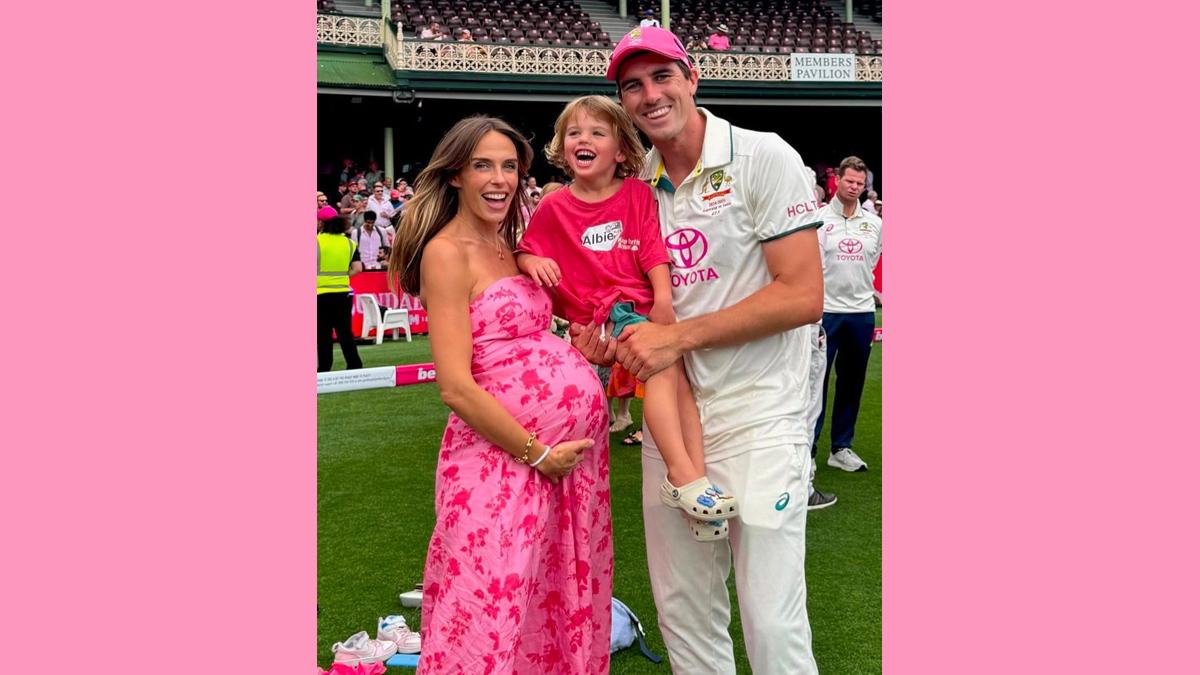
top-left (760, 220), bottom-right (823, 242)
top-left (650, 162), bottom-right (677, 194)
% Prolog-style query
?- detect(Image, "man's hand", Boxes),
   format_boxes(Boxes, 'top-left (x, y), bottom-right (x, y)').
top-left (616, 321), bottom-right (684, 380)
top-left (568, 322), bottom-right (617, 367)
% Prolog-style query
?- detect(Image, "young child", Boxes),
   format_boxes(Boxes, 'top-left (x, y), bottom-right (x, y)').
top-left (516, 95), bottom-right (737, 539)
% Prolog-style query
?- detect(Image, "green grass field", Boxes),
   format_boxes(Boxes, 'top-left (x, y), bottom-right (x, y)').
top-left (318, 311), bottom-right (881, 673)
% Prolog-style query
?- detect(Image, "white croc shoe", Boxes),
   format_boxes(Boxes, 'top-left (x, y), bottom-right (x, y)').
top-left (660, 475), bottom-right (739, 521)
top-left (682, 511), bottom-right (729, 541)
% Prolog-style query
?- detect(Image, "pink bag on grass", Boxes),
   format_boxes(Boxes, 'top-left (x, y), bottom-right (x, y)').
top-left (317, 662), bottom-right (386, 675)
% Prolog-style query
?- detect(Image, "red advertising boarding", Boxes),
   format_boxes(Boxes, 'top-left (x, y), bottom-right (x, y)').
top-left (873, 255), bottom-right (883, 299)
top-left (349, 271), bottom-right (429, 337)
top-left (346, 263), bottom-right (881, 340)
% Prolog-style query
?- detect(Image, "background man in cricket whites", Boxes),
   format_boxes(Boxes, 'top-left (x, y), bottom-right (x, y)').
top-left (812, 156), bottom-right (882, 474)
top-left (571, 25), bottom-right (830, 675)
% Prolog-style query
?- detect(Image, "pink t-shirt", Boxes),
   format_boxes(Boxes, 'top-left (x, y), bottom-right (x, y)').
top-left (517, 178), bottom-right (670, 325)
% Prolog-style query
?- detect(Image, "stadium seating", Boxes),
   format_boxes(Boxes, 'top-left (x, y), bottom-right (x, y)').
top-left (395, 0), bottom-right (615, 47)
top-left (389, 0), bottom-right (880, 54)
top-left (625, 0), bottom-right (881, 54)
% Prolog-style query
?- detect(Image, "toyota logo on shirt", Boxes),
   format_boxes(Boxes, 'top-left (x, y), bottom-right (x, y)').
top-left (838, 238), bottom-right (864, 254)
top-left (665, 228), bottom-right (708, 269)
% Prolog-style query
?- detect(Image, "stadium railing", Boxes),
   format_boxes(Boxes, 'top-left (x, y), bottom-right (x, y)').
top-left (318, 14), bottom-right (882, 83)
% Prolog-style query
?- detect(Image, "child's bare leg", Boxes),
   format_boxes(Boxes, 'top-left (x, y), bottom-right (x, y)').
top-left (643, 360), bottom-right (702, 486)
top-left (675, 360), bottom-right (705, 472)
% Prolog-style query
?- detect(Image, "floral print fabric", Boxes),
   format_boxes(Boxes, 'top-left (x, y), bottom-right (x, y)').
top-left (418, 275), bottom-right (613, 674)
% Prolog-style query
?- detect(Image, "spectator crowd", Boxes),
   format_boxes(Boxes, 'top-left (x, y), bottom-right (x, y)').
top-left (321, 156), bottom-right (879, 262)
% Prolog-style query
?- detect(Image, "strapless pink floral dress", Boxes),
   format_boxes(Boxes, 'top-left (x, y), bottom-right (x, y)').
top-left (417, 275), bottom-right (612, 675)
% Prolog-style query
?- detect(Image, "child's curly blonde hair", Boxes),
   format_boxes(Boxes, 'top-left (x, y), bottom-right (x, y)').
top-left (544, 95), bottom-right (646, 179)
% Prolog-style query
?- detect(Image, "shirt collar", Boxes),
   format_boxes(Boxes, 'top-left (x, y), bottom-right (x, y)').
top-left (697, 107), bottom-right (734, 171)
top-left (641, 108), bottom-right (735, 192)
top-left (830, 196), bottom-right (863, 220)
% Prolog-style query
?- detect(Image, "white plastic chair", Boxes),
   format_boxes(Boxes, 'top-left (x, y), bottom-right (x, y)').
top-left (359, 294), bottom-right (412, 344)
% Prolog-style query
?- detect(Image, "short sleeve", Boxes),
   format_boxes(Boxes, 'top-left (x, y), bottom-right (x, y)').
top-left (635, 184), bottom-right (670, 272)
top-left (747, 134), bottom-right (823, 241)
top-left (515, 200), bottom-right (550, 257)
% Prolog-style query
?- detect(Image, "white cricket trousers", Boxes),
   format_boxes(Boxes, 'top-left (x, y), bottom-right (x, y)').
top-left (641, 441), bottom-right (818, 674)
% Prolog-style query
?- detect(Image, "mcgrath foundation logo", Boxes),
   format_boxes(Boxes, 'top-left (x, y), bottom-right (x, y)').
top-left (665, 228), bottom-right (708, 269)
top-left (838, 238), bottom-right (863, 255)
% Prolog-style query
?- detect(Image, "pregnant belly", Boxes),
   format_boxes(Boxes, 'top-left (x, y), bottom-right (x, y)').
top-left (473, 334), bottom-right (603, 444)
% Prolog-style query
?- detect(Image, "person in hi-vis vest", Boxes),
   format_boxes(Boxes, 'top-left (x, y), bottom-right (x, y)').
top-left (317, 206), bottom-right (363, 372)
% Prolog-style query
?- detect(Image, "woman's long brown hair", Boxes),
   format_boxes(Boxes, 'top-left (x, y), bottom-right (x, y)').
top-left (388, 116), bottom-right (533, 296)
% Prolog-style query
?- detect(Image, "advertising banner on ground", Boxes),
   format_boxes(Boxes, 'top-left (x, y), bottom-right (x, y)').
top-left (350, 271), bottom-right (429, 337)
top-left (396, 363), bottom-right (437, 385)
top-left (318, 363), bottom-right (438, 394)
top-left (317, 366), bottom-right (399, 394)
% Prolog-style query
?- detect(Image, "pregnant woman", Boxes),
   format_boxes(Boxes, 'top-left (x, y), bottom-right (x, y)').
top-left (388, 116), bottom-right (612, 674)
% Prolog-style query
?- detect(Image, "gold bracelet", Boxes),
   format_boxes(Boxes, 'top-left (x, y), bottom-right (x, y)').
top-left (515, 432), bottom-right (537, 464)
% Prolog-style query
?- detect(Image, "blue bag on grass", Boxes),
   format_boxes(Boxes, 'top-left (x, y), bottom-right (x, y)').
top-left (611, 597), bottom-right (662, 663)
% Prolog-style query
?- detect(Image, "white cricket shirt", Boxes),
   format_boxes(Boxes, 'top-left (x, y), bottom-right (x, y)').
top-left (817, 199), bottom-right (882, 313)
top-left (640, 109), bottom-right (824, 462)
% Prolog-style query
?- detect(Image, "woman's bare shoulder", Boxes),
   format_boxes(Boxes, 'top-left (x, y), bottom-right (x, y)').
top-left (421, 235), bottom-right (473, 300)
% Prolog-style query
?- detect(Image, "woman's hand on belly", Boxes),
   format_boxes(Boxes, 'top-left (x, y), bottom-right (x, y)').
top-left (534, 438), bottom-right (595, 483)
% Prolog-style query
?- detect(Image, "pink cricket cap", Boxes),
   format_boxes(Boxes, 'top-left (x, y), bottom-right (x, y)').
top-left (605, 26), bottom-right (691, 81)
top-left (317, 206), bottom-right (339, 221)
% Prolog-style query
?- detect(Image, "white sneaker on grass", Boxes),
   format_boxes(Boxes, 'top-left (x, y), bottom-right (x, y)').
top-left (378, 615), bottom-right (421, 653)
top-left (332, 630), bottom-right (397, 665)
top-left (828, 447), bottom-right (868, 472)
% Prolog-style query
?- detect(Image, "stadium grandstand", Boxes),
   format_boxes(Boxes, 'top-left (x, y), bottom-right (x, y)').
top-left (317, 0), bottom-right (881, 221)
